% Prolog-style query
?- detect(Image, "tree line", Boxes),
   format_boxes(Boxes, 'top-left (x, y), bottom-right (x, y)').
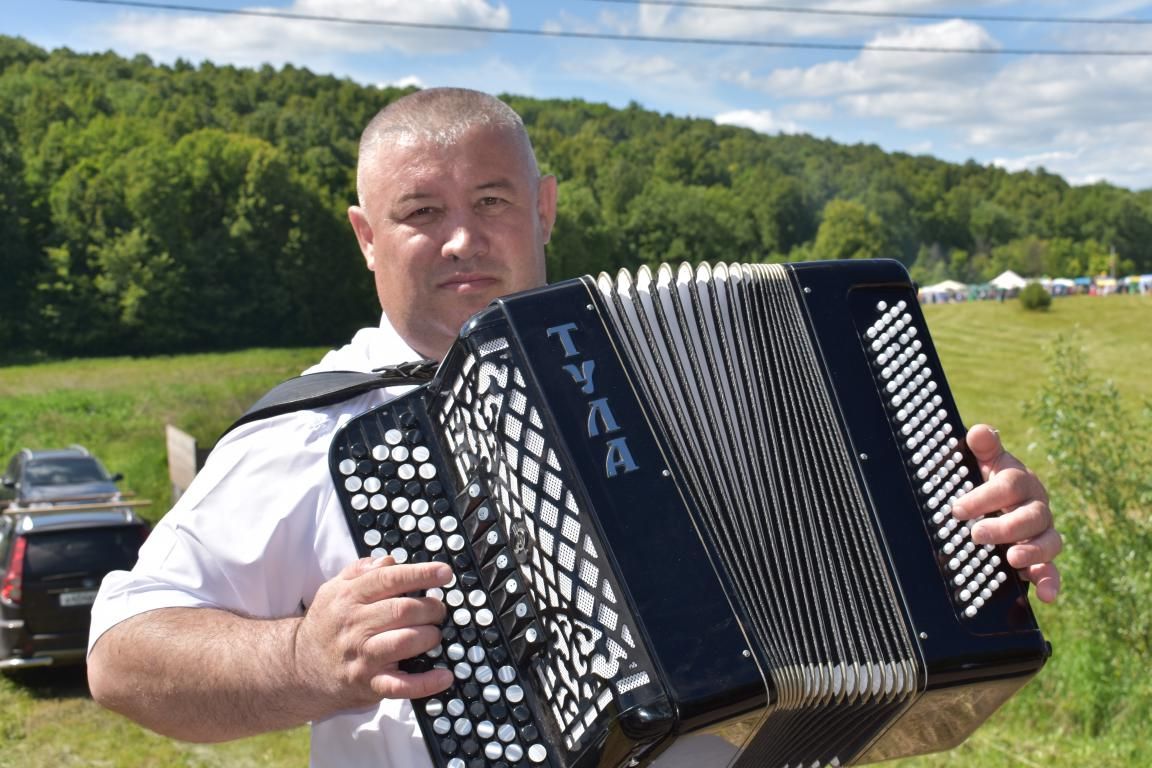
top-left (2, 35), bottom-right (1150, 359)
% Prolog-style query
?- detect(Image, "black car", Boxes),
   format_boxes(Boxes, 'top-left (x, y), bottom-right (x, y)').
top-left (0, 447), bottom-right (149, 669)
top-left (0, 506), bottom-right (149, 669)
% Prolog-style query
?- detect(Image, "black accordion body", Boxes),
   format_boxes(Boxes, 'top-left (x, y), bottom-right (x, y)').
top-left (329, 260), bottom-right (1049, 768)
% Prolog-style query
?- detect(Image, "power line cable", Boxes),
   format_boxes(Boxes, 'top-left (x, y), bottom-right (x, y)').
top-left (586, 0), bottom-right (1152, 27)
top-left (52, 0), bottom-right (1152, 56)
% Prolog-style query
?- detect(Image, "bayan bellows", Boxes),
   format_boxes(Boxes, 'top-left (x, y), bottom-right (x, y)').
top-left (329, 260), bottom-right (1049, 768)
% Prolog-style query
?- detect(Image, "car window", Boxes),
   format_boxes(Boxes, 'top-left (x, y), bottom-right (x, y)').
top-left (24, 458), bottom-right (110, 486)
top-left (22, 527), bottom-right (143, 578)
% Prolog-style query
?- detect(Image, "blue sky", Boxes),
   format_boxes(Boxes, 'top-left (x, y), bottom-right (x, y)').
top-left (7, 0), bottom-right (1152, 190)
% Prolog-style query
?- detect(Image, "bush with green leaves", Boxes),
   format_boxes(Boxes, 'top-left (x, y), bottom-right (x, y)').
top-left (1024, 332), bottom-right (1152, 737)
top-left (1019, 282), bottom-right (1053, 311)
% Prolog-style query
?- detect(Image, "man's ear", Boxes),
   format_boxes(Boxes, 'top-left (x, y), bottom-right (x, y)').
top-left (537, 174), bottom-right (558, 245)
top-left (348, 206), bottom-right (376, 269)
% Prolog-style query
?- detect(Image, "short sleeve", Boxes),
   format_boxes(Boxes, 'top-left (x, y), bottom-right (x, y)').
top-left (88, 403), bottom-right (368, 650)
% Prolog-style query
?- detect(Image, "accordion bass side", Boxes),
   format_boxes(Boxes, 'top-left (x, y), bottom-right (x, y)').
top-left (329, 259), bottom-right (1050, 768)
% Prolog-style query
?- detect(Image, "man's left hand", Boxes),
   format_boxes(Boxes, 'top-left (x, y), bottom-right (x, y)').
top-left (951, 424), bottom-right (1063, 603)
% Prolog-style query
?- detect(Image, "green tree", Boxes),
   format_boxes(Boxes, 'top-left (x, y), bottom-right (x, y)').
top-left (969, 199), bottom-right (1018, 252)
top-left (621, 180), bottom-right (759, 267)
top-left (733, 168), bottom-right (814, 257)
top-left (811, 199), bottom-right (893, 261)
top-left (0, 112), bottom-right (42, 353)
top-left (548, 181), bottom-right (620, 279)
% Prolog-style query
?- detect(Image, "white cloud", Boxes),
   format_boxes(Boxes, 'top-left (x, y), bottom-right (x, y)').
top-left (993, 149), bottom-right (1080, 174)
top-left (559, 46), bottom-right (700, 92)
top-left (725, 15), bottom-right (1152, 181)
top-left (95, 0), bottom-right (511, 67)
top-left (631, 0), bottom-right (1018, 40)
top-left (381, 75), bottom-right (425, 90)
top-left (1004, 123), bottom-right (1152, 189)
top-left (865, 17), bottom-right (1000, 53)
top-left (715, 109), bottom-right (802, 134)
top-left (763, 20), bottom-right (1002, 99)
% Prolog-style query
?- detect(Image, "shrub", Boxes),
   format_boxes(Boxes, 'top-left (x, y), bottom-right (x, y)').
top-left (1024, 333), bottom-right (1152, 737)
top-left (1018, 284), bottom-right (1055, 310)
top-left (1019, 282), bottom-right (1053, 310)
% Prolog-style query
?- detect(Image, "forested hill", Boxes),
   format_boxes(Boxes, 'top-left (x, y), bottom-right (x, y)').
top-left (2, 35), bottom-right (1150, 358)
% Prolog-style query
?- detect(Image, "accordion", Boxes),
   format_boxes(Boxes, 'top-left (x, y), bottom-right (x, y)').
top-left (329, 259), bottom-right (1049, 768)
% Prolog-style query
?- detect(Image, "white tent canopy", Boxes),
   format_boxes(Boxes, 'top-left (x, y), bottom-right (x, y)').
top-left (991, 270), bottom-right (1028, 290)
top-left (920, 279), bottom-right (968, 295)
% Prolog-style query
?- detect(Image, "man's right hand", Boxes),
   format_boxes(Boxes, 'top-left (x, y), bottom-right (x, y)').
top-left (293, 556), bottom-right (455, 709)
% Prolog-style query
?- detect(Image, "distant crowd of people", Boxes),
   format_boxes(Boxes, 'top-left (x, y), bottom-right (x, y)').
top-left (919, 273), bottom-right (1152, 304)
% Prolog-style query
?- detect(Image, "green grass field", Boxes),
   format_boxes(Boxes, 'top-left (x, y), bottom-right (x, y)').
top-left (0, 292), bottom-right (1149, 766)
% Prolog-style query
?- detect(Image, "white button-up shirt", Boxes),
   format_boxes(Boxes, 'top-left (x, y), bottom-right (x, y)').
top-left (90, 314), bottom-right (437, 767)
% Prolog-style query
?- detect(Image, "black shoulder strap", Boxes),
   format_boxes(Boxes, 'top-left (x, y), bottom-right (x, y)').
top-left (223, 360), bottom-right (438, 437)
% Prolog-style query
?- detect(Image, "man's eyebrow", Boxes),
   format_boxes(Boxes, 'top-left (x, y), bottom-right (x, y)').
top-left (394, 191), bottom-right (437, 205)
top-left (475, 178), bottom-right (517, 193)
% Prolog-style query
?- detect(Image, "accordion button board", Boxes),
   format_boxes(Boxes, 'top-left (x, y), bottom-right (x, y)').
top-left (330, 258), bottom-right (1050, 768)
top-left (860, 298), bottom-right (1008, 619)
top-left (335, 409), bottom-right (556, 767)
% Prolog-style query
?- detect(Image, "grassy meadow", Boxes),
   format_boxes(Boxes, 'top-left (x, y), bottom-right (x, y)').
top-left (0, 292), bottom-right (1150, 767)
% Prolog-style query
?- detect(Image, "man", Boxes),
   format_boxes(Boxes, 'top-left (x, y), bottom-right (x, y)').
top-left (87, 88), bottom-right (1063, 766)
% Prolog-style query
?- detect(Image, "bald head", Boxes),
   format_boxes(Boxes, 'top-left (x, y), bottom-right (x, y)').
top-left (356, 88), bottom-right (539, 208)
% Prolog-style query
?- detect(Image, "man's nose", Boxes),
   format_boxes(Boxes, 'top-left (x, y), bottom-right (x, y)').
top-left (442, 214), bottom-right (488, 262)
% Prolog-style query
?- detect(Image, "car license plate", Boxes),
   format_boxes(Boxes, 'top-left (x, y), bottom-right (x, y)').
top-left (59, 590), bottom-right (99, 607)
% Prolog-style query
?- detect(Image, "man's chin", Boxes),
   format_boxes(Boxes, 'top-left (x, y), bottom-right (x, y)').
top-left (449, 302), bottom-right (492, 335)
top-left (457, 291), bottom-right (502, 316)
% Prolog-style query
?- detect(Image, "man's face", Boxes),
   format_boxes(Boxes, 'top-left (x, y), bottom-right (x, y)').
top-left (349, 124), bottom-right (556, 360)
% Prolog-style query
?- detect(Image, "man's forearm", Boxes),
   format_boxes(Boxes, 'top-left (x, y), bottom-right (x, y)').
top-left (88, 606), bottom-right (329, 742)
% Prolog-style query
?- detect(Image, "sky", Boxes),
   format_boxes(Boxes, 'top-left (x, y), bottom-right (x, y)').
top-left (7, 0), bottom-right (1152, 191)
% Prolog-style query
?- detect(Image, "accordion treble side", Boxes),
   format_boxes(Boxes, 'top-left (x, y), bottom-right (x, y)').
top-left (329, 259), bottom-right (1050, 768)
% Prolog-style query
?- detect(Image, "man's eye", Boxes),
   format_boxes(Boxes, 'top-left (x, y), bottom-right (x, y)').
top-left (406, 207), bottom-right (436, 220)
